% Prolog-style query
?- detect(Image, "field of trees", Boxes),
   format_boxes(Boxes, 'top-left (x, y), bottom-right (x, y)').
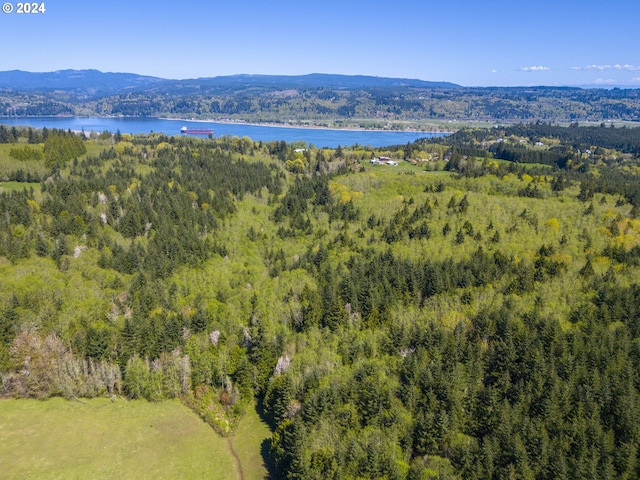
top-left (1, 123), bottom-right (640, 478)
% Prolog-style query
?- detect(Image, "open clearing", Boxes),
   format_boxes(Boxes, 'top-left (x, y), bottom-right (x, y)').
top-left (0, 397), bottom-right (248, 479)
top-left (233, 403), bottom-right (272, 480)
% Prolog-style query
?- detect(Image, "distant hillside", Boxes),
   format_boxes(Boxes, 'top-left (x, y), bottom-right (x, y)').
top-left (0, 69), bottom-right (163, 95)
top-left (0, 69), bottom-right (639, 124)
top-left (0, 70), bottom-right (459, 96)
top-left (170, 73), bottom-right (460, 89)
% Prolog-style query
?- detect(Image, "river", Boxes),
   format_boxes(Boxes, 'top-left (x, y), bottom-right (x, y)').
top-left (0, 117), bottom-right (447, 148)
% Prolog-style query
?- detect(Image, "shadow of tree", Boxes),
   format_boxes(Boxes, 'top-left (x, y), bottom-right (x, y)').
top-left (261, 437), bottom-right (280, 480)
top-left (256, 396), bottom-right (279, 479)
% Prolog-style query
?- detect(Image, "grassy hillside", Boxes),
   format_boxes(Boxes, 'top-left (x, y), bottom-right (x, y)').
top-left (0, 398), bottom-right (239, 479)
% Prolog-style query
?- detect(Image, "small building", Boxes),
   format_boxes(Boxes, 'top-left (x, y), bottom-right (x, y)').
top-left (370, 157), bottom-right (398, 166)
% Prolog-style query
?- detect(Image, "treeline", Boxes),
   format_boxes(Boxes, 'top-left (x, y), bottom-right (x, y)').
top-left (0, 125), bottom-right (54, 144)
top-left (4, 84), bottom-right (640, 123)
top-left (433, 123), bottom-right (640, 158)
top-left (1, 126), bottom-right (86, 169)
top-left (487, 143), bottom-right (572, 167)
top-left (415, 124), bottom-right (640, 208)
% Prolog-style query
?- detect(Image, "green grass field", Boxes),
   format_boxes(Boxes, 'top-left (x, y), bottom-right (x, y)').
top-left (0, 181), bottom-right (41, 193)
top-left (0, 398), bottom-right (272, 479)
top-left (233, 404), bottom-right (272, 480)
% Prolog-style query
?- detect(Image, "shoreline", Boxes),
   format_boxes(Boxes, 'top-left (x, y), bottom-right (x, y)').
top-left (158, 117), bottom-right (453, 134)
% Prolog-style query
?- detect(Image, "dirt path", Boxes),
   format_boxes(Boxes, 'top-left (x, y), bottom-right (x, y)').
top-left (227, 436), bottom-right (245, 480)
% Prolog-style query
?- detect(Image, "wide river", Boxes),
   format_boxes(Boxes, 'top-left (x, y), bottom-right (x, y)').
top-left (0, 117), bottom-right (447, 148)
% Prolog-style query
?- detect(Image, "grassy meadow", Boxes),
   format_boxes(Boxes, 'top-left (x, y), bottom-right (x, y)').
top-left (233, 404), bottom-right (272, 480)
top-left (0, 398), bottom-right (273, 479)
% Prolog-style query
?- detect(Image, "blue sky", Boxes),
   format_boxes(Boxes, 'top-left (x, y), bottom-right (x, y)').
top-left (1, 0), bottom-right (639, 87)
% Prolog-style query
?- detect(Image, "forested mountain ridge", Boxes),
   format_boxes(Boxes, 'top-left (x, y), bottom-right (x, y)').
top-left (0, 70), bottom-right (459, 94)
top-left (1, 70), bottom-right (640, 125)
top-left (0, 69), bottom-right (164, 95)
top-left (1, 124), bottom-right (640, 478)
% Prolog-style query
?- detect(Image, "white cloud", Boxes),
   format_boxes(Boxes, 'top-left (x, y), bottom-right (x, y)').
top-left (587, 65), bottom-right (610, 71)
top-left (573, 64), bottom-right (640, 71)
top-left (520, 66), bottom-right (550, 72)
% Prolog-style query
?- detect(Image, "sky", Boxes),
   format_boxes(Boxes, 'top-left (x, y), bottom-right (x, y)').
top-left (0, 0), bottom-right (639, 87)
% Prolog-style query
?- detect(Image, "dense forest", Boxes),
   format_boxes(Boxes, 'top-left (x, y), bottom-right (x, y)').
top-left (1, 123), bottom-right (640, 479)
top-left (2, 71), bottom-right (640, 126)
top-left (88, 86), bottom-right (640, 124)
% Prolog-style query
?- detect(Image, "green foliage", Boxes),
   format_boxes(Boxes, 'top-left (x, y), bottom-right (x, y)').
top-left (1, 127), bottom-right (640, 479)
top-left (184, 383), bottom-right (246, 436)
top-left (123, 352), bottom-right (191, 401)
top-left (43, 131), bottom-right (86, 167)
top-left (4, 82), bottom-right (640, 124)
top-left (9, 145), bottom-right (44, 162)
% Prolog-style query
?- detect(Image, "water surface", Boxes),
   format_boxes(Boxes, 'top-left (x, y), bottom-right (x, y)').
top-left (0, 117), bottom-right (447, 148)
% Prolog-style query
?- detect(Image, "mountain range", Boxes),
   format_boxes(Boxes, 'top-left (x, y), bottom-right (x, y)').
top-left (0, 69), bottom-right (460, 96)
